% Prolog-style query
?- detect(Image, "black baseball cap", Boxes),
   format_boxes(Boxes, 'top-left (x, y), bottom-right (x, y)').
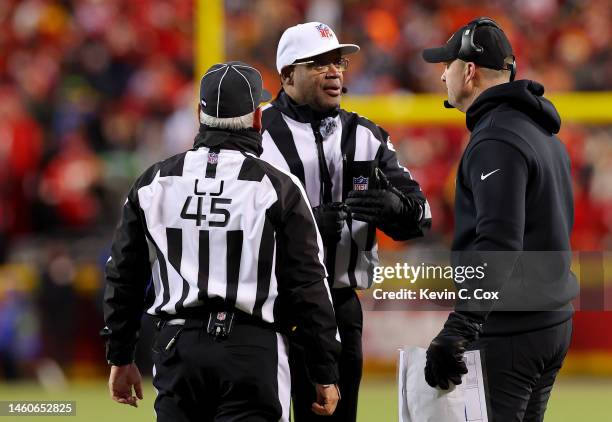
top-left (199, 61), bottom-right (272, 118)
top-left (422, 18), bottom-right (513, 70)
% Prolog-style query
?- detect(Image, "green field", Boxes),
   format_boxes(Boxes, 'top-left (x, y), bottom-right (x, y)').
top-left (0, 376), bottom-right (609, 421)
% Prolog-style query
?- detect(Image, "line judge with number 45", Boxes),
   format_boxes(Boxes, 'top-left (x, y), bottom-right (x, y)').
top-left (101, 61), bottom-right (341, 422)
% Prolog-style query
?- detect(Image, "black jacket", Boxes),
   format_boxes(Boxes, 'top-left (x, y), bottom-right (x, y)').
top-left (453, 80), bottom-right (579, 334)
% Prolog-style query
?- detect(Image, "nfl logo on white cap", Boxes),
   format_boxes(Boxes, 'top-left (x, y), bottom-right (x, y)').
top-left (276, 22), bottom-right (360, 73)
top-left (315, 23), bottom-right (333, 38)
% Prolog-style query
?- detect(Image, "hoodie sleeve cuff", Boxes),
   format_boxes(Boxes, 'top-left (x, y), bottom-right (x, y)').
top-left (307, 363), bottom-right (340, 385)
top-left (105, 339), bottom-right (137, 366)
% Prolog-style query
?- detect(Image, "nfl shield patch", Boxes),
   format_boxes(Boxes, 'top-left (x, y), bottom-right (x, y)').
top-left (208, 152), bottom-right (219, 164)
top-left (315, 23), bottom-right (333, 39)
top-left (353, 176), bottom-right (369, 191)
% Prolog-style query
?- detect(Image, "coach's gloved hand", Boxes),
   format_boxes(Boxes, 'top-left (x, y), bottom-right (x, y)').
top-left (312, 202), bottom-right (348, 246)
top-left (424, 312), bottom-right (482, 390)
top-left (346, 170), bottom-right (422, 229)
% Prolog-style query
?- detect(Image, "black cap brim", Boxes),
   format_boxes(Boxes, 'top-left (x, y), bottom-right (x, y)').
top-left (422, 45), bottom-right (457, 63)
top-left (422, 26), bottom-right (463, 63)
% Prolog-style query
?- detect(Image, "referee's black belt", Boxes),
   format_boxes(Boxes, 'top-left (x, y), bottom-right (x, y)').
top-left (155, 308), bottom-right (277, 332)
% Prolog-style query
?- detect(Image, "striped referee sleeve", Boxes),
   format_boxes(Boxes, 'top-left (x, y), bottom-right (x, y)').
top-left (267, 168), bottom-right (341, 384)
top-left (103, 182), bottom-right (152, 365)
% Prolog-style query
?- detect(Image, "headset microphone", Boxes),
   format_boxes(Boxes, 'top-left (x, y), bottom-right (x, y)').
top-left (341, 87), bottom-right (348, 94)
top-left (443, 100), bottom-right (455, 108)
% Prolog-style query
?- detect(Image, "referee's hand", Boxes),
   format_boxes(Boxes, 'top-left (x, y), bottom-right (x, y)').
top-left (109, 363), bottom-right (143, 407)
top-left (312, 383), bottom-right (340, 416)
top-left (312, 203), bottom-right (347, 246)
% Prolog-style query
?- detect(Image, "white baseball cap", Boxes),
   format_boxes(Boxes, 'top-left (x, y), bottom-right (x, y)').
top-left (276, 22), bottom-right (360, 73)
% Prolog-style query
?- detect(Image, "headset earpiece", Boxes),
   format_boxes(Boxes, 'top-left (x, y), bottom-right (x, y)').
top-left (458, 17), bottom-right (516, 81)
top-left (458, 17), bottom-right (499, 62)
top-left (458, 26), bottom-right (481, 61)
top-left (507, 56), bottom-right (517, 81)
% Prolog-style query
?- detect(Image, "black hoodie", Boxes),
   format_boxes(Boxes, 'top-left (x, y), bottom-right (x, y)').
top-left (454, 80), bottom-right (579, 335)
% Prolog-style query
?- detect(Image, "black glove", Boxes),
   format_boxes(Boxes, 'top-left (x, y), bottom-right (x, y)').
top-left (312, 202), bottom-right (348, 246)
top-left (424, 312), bottom-right (482, 390)
top-left (346, 169), bottom-right (422, 228)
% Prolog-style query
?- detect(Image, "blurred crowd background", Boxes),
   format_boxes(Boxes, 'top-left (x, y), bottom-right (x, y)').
top-left (1, 0), bottom-right (611, 385)
top-left (227, 0), bottom-right (611, 93)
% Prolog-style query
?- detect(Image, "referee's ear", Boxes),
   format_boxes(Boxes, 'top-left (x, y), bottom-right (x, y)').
top-left (253, 106), bottom-right (262, 132)
top-left (281, 67), bottom-right (294, 87)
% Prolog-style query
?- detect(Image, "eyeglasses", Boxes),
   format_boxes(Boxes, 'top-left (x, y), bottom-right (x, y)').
top-left (293, 57), bottom-right (349, 73)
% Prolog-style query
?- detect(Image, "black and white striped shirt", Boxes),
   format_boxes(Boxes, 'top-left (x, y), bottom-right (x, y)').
top-left (261, 91), bottom-right (432, 289)
top-left (103, 128), bottom-right (339, 371)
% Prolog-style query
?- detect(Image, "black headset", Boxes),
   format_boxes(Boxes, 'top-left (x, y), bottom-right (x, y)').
top-left (457, 17), bottom-right (516, 82)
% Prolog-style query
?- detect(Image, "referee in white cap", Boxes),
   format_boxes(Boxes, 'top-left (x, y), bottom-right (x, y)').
top-left (102, 61), bottom-right (341, 421)
top-left (261, 22), bottom-right (432, 421)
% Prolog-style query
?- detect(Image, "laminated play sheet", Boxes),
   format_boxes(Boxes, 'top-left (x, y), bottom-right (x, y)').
top-left (398, 346), bottom-right (489, 422)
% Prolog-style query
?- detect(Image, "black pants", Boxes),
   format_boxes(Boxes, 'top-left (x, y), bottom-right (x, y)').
top-left (152, 321), bottom-right (290, 422)
top-left (291, 288), bottom-right (363, 422)
top-left (470, 318), bottom-right (572, 422)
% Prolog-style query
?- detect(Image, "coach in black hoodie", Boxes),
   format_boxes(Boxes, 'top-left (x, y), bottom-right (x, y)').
top-left (421, 18), bottom-right (578, 421)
